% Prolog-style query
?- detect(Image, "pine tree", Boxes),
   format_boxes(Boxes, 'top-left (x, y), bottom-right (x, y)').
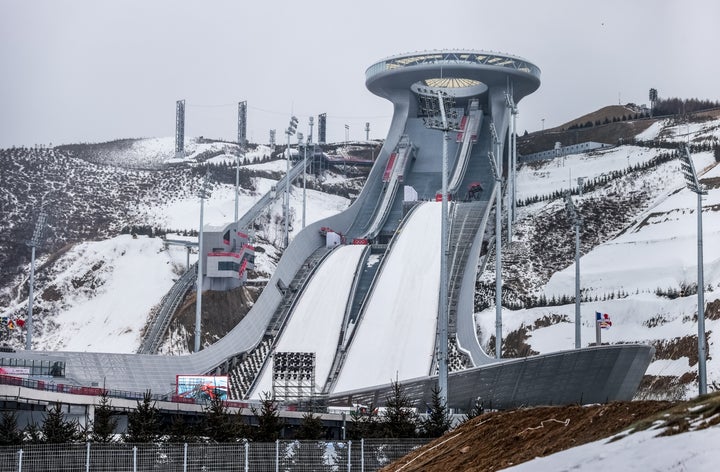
top-left (91, 390), bottom-right (119, 442)
top-left (125, 390), bottom-right (162, 443)
top-left (24, 423), bottom-right (43, 444)
top-left (42, 403), bottom-right (81, 443)
top-left (295, 411), bottom-right (325, 440)
top-left (167, 414), bottom-right (197, 443)
top-left (420, 385), bottom-right (453, 438)
top-left (348, 405), bottom-right (381, 439)
top-left (0, 411), bottom-right (24, 445)
top-left (251, 392), bottom-right (284, 441)
top-left (460, 397), bottom-right (485, 424)
top-left (202, 395), bottom-right (241, 442)
top-left (380, 380), bottom-right (418, 438)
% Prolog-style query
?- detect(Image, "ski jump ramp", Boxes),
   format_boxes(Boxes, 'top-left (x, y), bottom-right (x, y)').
top-left (4, 51), bottom-right (653, 409)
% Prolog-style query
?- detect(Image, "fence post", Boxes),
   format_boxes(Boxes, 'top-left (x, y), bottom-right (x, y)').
top-left (17, 449), bottom-right (22, 472)
top-left (183, 443), bottom-right (188, 472)
top-left (133, 446), bottom-right (137, 472)
top-left (348, 440), bottom-right (352, 471)
top-left (86, 442), bottom-right (91, 472)
top-left (244, 440), bottom-right (249, 472)
top-left (361, 439), bottom-right (365, 472)
top-left (275, 439), bottom-right (279, 472)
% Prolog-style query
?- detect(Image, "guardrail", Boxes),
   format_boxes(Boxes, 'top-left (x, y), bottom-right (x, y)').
top-left (137, 264), bottom-right (198, 354)
top-left (0, 374), bottom-right (255, 410)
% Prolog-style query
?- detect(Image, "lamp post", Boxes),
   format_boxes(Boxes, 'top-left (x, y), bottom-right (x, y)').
top-left (26, 209), bottom-right (47, 350)
top-left (234, 153), bottom-right (240, 224)
top-left (678, 143), bottom-right (707, 395)
top-left (489, 123), bottom-right (503, 359)
top-left (195, 171), bottom-right (210, 352)
top-left (565, 192), bottom-right (583, 349)
top-left (303, 117), bottom-right (314, 229)
top-left (284, 116), bottom-right (298, 248)
top-left (505, 89), bottom-right (518, 242)
top-left (418, 89), bottom-right (460, 405)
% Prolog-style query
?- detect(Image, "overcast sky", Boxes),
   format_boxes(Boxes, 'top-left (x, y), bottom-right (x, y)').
top-left (1, 0), bottom-right (718, 148)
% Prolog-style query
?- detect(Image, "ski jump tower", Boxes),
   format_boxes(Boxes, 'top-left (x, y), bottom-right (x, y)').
top-left (0, 51), bottom-right (654, 412)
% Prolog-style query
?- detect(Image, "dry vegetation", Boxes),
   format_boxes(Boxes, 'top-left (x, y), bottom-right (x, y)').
top-left (382, 392), bottom-right (720, 471)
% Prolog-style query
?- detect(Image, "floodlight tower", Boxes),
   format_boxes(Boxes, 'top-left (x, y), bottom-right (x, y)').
top-left (488, 123), bottom-right (503, 359)
top-left (565, 192), bottom-right (583, 349)
top-left (678, 143), bottom-right (707, 395)
top-left (194, 171), bottom-right (210, 353)
top-left (25, 209), bottom-right (47, 350)
top-left (269, 129), bottom-right (276, 150)
top-left (318, 113), bottom-right (327, 145)
top-left (418, 89), bottom-right (460, 405)
top-left (649, 88), bottom-right (658, 118)
top-left (175, 100), bottom-right (186, 159)
top-left (284, 116), bottom-right (298, 248)
top-left (237, 101), bottom-right (247, 146)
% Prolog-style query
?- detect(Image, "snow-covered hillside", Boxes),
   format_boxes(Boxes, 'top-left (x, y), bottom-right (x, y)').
top-left (2, 113), bottom-right (719, 401)
top-left (477, 115), bottom-right (720, 399)
top-left (0, 141), bottom-right (356, 353)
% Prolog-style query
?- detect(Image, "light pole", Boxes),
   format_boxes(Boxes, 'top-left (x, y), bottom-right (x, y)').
top-left (297, 130), bottom-right (304, 224)
top-left (511, 102), bottom-right (518, 225)
top-left (195, 171), bottom-right (210, 353)
top-left (303, 117), bottom-right (314, 229)
top-left (418, 89), bottom-right (460, 405)
top-left (236, 101), bottom-right (247, 224)
top-left (489, 123), bottom-right (503, 359)
top-left (284, 116), bottom-right (298, 248)
top-left (26, 209), bottom-right (47, 350)
top-left (234, 152), bottom-right (240, 224)
top-left (678, 143), bottom-right (707, 395)
top-left (565, 192), bottom-right (583, 349)
top-left (505, 88), bottom-right (517, 242)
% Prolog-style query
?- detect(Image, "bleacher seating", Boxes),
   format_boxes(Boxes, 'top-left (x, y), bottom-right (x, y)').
top-left (228, 337), bottom-right (273, 399)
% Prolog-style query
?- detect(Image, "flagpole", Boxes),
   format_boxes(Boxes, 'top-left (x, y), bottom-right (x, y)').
top-left (595, 313), bottom-right (601, 346)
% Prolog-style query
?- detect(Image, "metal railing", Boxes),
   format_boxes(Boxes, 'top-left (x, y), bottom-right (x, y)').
top-left (137, 264), bottom-right (198, 354)
top-left (0, 439), bottom-right (429, 472)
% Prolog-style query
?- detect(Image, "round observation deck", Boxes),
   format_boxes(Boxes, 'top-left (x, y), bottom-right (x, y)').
top-left (366, 50), bottom-right (541, 102)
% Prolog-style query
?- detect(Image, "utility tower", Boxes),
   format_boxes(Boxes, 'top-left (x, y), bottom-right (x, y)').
top-left (25, 209), bottom-right (47, 350)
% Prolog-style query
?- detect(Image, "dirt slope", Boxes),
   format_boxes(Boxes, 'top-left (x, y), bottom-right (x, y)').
top-left (381, 401), bottom-right (674, 472)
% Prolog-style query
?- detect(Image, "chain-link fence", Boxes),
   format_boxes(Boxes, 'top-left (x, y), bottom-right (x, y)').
top-left (0, 438), bottom-right (429, 471)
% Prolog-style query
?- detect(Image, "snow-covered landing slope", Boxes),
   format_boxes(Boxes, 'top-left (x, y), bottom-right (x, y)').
top-left (250, 244), bottom-right (366, 397)
top-left (334, 202), bottom-right (442, 392)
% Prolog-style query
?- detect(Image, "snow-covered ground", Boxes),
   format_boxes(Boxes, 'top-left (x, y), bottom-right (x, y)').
top-left (503, 420), bottom-right (720, 471)
top-left (334, 202), bottom-right (442, 392)
top-left (33, 235), bottom-right (187, 352)
top-left (5, 116), bottom-right (719, 403)
top-left (250, 244), bottom-right (366, 397)
top-left (138, 160), bottom-right (348, 242)
top-left (477, 118), bottom-right (720, 398)
top-left (1, 160), bottom-right (351, 353)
